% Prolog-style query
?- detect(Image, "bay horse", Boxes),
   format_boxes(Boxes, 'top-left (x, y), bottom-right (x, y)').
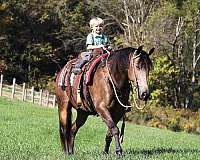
top-left (55, 46), bottom-right (154, 155)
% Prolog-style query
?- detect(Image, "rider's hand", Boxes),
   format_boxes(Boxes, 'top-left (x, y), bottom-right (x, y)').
top-left (98, 45), bottom-right (105, 48)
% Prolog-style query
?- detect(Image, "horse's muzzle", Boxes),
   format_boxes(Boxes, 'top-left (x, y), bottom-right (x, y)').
top-left (139, 91), bottom-right (149, 101)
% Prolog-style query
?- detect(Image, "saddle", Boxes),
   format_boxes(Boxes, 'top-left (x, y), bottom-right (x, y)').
top-left (57, 49), bottom-right (111, 112)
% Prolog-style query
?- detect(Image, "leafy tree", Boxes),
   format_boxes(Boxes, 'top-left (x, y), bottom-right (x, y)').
top-left (147, 0), bottom-right (200, 108)
top-left (0, 0), bottom-right (92, 88)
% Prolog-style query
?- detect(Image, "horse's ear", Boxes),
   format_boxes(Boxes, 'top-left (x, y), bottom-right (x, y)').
top-left (137, 46), bottom-right (143, 51)
top-left (149, 47), bottom-right (155, 55)
top-left (136, 46), bottom-right (143, 55)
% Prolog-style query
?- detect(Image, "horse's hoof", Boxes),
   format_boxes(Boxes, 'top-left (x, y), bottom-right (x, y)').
top-left (63, 150), bottom-right (73, 156)
top-left (103, 151), bottom-right (109, 155)
top-left (116, 152), bottom-right (122, 157)
top-left (116, 149), bottom-right (122, 156)
top-left (103, 148), bottom-right (109, 154)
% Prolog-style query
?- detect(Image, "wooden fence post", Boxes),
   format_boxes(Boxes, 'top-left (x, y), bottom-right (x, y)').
top-left (24, 89), bottom-right (27, 101)
top-left (22, 83), bottom-right (25, 101)
top-left (39, 89), bottom-right (42, 106)
top-left (11, 78), bottom-right (16, 99)
top-left (31, 86), bottom-right (34, 103)
top-left (0, 74), bottom-right (3, 96)
top-left (53, 95), bottom-right (56, 108)
top-left (46, 91), bottom-right (49, 107)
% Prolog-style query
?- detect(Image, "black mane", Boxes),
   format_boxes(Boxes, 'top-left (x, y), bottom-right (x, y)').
top-left (109, 47), bottom-right (152, 75)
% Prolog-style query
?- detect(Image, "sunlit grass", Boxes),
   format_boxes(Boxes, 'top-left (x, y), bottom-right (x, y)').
top-left (0, 97), bottom-right (199, 160)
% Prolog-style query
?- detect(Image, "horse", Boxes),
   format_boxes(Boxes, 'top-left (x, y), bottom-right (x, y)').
top-left (55, 46), bottom-right (154, 155)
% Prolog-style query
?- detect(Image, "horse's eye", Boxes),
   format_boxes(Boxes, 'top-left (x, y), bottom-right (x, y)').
top-left (136, 65), bottom-right (140, 69)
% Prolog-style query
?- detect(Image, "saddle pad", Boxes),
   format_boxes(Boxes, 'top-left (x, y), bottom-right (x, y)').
top-left (86, 52), bottom-right (110, 84)
top-left (57, 59), bottom-right (77, 87)
top-left (70, 73), bottom-right (82, 105)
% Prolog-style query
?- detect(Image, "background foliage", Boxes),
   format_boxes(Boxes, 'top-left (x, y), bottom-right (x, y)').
top-left (0, 1), bottom-right (199, 111)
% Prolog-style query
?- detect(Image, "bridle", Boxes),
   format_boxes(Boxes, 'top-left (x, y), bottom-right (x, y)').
top-left (129, 50), bottom-right (147, 110)
top-left (104, 48), bottom-right (147, 110)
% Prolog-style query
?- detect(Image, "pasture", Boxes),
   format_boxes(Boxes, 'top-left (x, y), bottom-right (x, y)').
top-left (0, 97), bottom-right (199, 160)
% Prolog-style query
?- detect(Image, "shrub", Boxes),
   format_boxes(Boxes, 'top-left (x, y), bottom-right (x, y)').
top-left (126, 106), bottom-right (200, 134)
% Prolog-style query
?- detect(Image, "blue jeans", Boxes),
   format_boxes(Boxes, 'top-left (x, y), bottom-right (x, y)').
top-left (74, 52), bottom-right (92, 68)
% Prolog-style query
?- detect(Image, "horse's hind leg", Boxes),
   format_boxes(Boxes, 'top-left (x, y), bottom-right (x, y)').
top-left (68, 109), bottom-right (89, 154)
top-left (57, 95), bottom-right (72, 154)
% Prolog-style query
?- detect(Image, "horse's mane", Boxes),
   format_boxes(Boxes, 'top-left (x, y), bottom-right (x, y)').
top-left (110, 47), bottom-right (135, 73)
top-left (109, 47), bottom-right (152, 74)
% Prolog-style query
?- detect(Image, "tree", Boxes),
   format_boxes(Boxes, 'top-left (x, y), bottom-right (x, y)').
top-left (0, 0), bottom-right (92, 88)
top-left (90, 0), bottom-right (160, 47)
top-left (182, 0), bottom-right (200, 108)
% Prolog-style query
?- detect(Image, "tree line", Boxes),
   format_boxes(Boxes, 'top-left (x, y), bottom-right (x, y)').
top-left (0, 0), bottom-right (199, 108)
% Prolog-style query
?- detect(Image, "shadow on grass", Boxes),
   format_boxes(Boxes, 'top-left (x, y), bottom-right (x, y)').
top-left (124, 147), bottom-right (200, 156)
top-left (80, 147), bottom-right (200, 157)
top-left (61, 147), bottom-right (200, 160)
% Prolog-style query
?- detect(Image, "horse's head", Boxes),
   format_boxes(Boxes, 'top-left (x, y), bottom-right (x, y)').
top-left (128, 46), bottom-right (154, 101)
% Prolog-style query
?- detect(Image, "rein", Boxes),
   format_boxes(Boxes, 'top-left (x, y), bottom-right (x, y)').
top-left (130, 82), bottom-right (147, 110)
top-left (130, 52), bottom-right (147, 110)
top-left (104, 48), bottom-right (146, 110)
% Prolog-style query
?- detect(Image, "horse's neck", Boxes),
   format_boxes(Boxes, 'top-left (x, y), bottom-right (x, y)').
top-left (109, 55), bottom-right (128, 89)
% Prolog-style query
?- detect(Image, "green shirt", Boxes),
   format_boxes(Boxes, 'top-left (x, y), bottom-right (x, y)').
top-left (86, 33), bottom-right (108, 46)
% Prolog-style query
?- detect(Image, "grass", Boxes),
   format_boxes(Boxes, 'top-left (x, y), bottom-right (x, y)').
top-left (0, 97), bottom-right (200, 160)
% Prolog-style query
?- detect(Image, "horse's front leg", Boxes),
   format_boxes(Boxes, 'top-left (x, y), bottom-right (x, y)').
top-left (97, 105), bottom-right (122, 155)
top-left (104, 129), bottom-right (112, 154)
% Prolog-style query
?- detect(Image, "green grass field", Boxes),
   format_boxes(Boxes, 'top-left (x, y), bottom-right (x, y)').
top-left (0, 97), bottom-right (199, 160)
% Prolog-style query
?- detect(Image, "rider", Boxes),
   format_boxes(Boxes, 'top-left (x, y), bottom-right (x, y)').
top-left (73, 17), bottom-right (110, 74)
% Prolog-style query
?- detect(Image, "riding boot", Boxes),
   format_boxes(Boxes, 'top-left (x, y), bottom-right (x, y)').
top-left (73, 59), bottom-right (88, 74)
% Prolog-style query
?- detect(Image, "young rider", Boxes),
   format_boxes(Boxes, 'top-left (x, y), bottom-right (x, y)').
top-left (73, 17), bottom-right (110, 74)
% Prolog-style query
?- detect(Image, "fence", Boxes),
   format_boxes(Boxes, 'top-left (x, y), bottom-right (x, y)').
top-left (0, 75), bottom-right (56, 108)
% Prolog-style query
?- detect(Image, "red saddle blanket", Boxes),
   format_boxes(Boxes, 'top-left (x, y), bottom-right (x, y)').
top-left (85, 52), bottom-right (110, 85)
